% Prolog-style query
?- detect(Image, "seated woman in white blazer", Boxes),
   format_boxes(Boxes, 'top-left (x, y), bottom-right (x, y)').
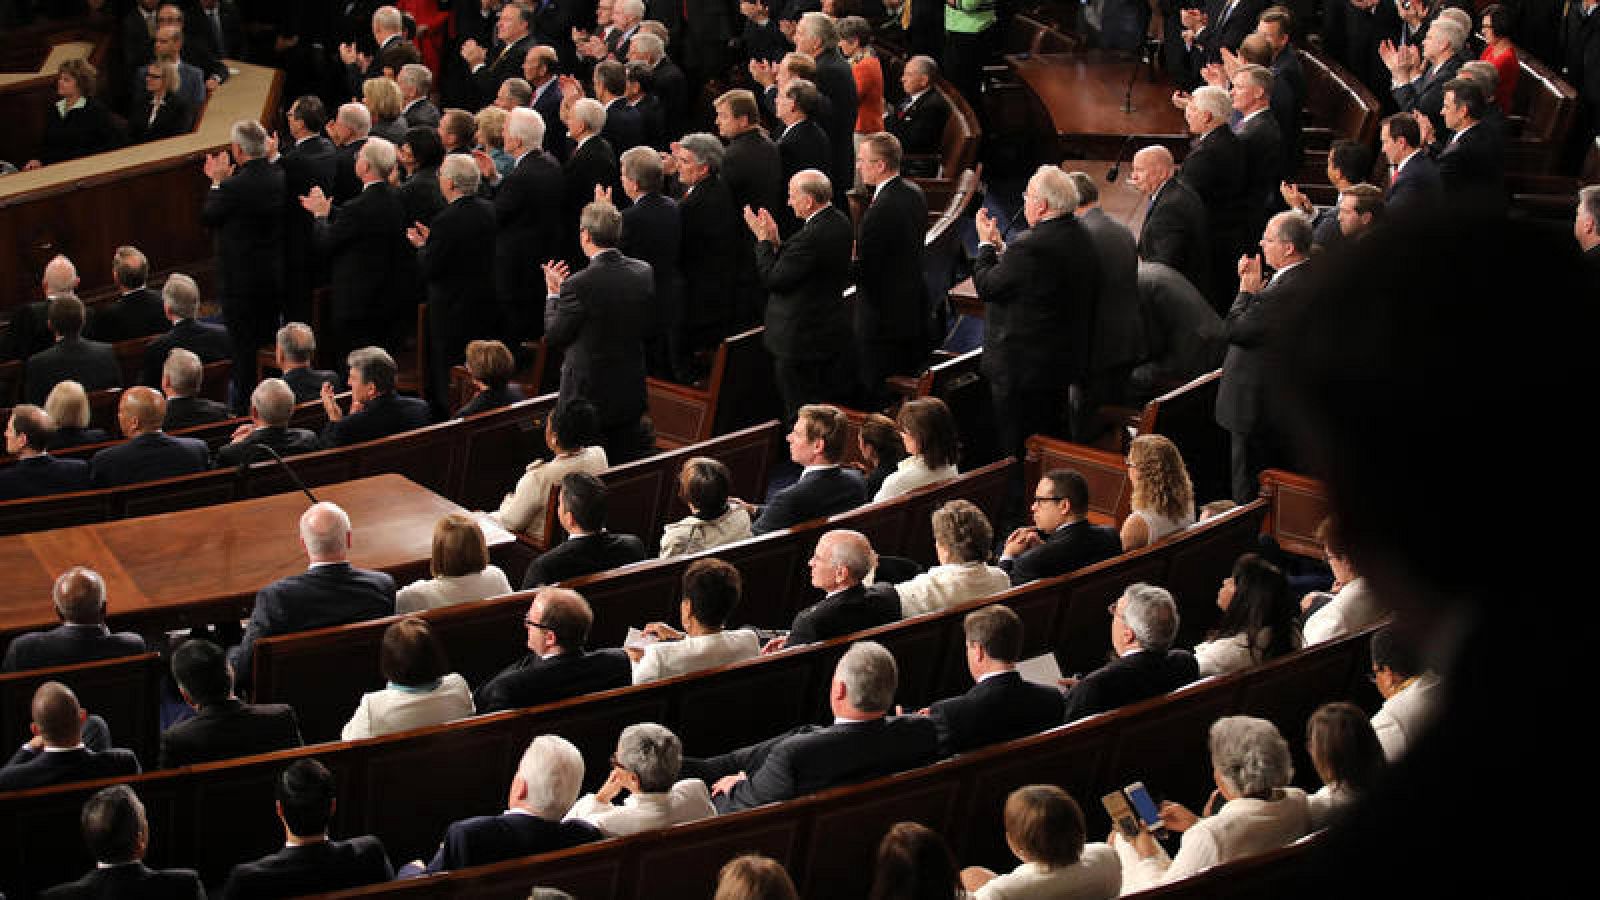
top-left (566, 722), bottom-right (716, 836)
top-left (895, 499), bottom-right (1012, 618)
top-left (396, 513), bottom-right (512, 614)
top-left (874, 397), bottom-right (961, 502)
top-left (628, 558), bottom-right (761, 684)
top-left (342, 617), bottom-right (475, 740)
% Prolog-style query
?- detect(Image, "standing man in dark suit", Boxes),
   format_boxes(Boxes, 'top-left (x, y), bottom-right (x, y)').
top-left (1176, 0), bottom-right (1268, 87)
top-left (1178, 86), bottom-right (1247, 310)
top-left (409, 155), bottom-right (498, 412)
top-left (160, 349), bottom-right (231, 430)
top-left (327, 102), bottom-right (373, 205)
top-left (1132, 146), bottom-right (1213, 302)
top-left (228, 501), bottom-right (396, 693)
top-left (999, 469), bottom-right (1121, 586)
top-left (279, 96), bottom-right (339, 328)
top-left (463, 2), bottom-right (536, 108)
top-left (202, 119), bottom-right (285, 413)
top-left (318, 346), bottom-right (432, 447)
top-left (406, 734), bottom-right (600, 872)
top-left (714, 89), bottom-right (783, 329)
top-left (560, 97), bottom-right (622, 266)
top-left (1217, 210), bottom-right (1312, 502)
top-left (0, 406), bottom-right (93, 503)
top-left (475, 586), bottom-right (633, 711)
top-left (682, 641), bottom-right (940, 813)
top-left (614, 146), bottom-right (685, 381)
top-left (193, 0), bottom-right (243, 68)
top-left (1382, 15), bottom-right (1466, 133)
top-left (221, 759), bottom-right (394, 898)
top-left (302, 136), bottom-right (411, 361)
top-left (159, 639), bottom-right (303, 768)
top-left (974, 165), bottom-right (1103, 464)
top-left (781, 529), bottom-right (900, 647)
top-left (854, 133), bottom-right (930, 407)
top-left (90, 388), bottom-right (212, 488)
top-left (1061, 583), bottom-right (1198, 721)
top-left (593, 60), bottom-right (645, 152)
top-left (526, 46), bottom-right (570, 160)
top-left (0, 567), bottom-right (143, 673)
top-left (795, 11), bottom-right (859, 201)
top-left (1432, 78), bottom-right (1505, 204)
top-left (25, 295), bottom-right (121, 406)
top-left (485, 107), bottom-right (565, 348)
top-left (747, 404), bottom-right (868, 534)
top-left (519, 473), bottom-right (650, 589)
top-left (340, 4), bottom-right (419, 94)
top-left (85, 246), bottom-right (170, 344)
top-left (627, 31), bottom-right (688, 141)
top-left (542, 201), bottom-right (654, 461)
top-left (39, 785), bottom-right (203, 900)
top-left (0, 683), bottom-right (141, 793)
top-left (1255, 6), bottom-right (1305, 175)
top-left (886, 55), bottom-right (950, 178)
top-left (1230, 64), bottom-right (1284, 241)
top-left (398, 63), bottom-right (441, 128)
top-left (1380, 112), bottom-right (1442, 217)
top-left (775, 79), bottom-right (832, 185)
top-left (139, 273), bottom-right (232, 387)
top-left (751, 169), bottom-right (856, 419)
top-left (922, 605), bottom-right (1065, 755)
top-left (273, 323), bottom-right (342, 404)
top-left (215, 377), bottom-right (324, 467)
top-left (667, 133), bottom-right (745, 367)
top-left (1066, 171), bottom-right (1144, 440)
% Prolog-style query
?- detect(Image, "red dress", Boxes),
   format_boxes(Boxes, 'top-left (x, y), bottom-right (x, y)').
top-left (399, 0), bottom-right (450, 77)
top-left (1480, 44), bottom-right (1519, 113)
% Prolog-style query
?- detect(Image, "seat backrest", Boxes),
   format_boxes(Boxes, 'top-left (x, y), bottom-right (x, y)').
top-left (1023, 436), bottom-right (1130, 525)
top-left (1257, 468), bottom-right (1329, 561)
top-left (1297, 48), bottom-right (1380, 145)
top-left (1138, 369), bottom-right (1228, 504)
top-left (1512, 50), bottom-right (1578, 145)
top-left (111, 334), bottom-right (159, 388)
top-left (0, 652), bottom-right (164, 774)
top-left (198, 359), bottom-right (231, 402)
top-left (710, 327), bottom-right (781, 436)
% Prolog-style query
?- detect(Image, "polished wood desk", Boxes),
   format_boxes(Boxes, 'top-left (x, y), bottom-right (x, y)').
top-left (947, 159), bottom-right (1147, 318)
top-left (1009, 50), bottom-right (1189, 159)
top-left (0, 475), bottom-right (514, 644)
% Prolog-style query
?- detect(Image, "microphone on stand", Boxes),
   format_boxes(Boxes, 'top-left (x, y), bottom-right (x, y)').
top-left (1120, 40), bottom-right (1151, 114)
top-left (1106, 134), bottom-right (1139, 182)
top-left (237, 441), bottom-right (318, 505)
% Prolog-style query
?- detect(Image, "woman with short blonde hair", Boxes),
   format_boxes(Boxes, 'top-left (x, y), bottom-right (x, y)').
top-left (895, 499), bottom-right (1011, 618)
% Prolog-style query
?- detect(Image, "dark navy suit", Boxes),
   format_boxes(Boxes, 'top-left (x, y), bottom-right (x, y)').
top-left (474, 648), bottom-right (632, 713)
top-left (89, 431), bottom-right (211, 488)
top-left (422, 812), bottom-right (600, 873)
top-left (786, 583), bottom-right (901, 647)
top-left (319, 392), bottom-right (432, 448)
top-left (229, 562), bottom-right (395, 693)
top-left (41, 863), bottom-right (204, 900)
top-left (1061, 648), bottom-right (1199, 722)
top-left (0, 623), bottom-right (145, 673)
top-left (1000, 519), bottom-right (1121, 586)
top-left (928, 670), bottom-right (1065, 755)
top-left (221, 836), bottom-right (393, 899)
top-left (750, 466), bottom-right (867, 535)
top-left (0, 454), bottom-right (91, 502)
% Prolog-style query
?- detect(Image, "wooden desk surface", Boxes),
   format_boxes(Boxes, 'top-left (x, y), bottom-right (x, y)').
top-left (0, 42), bottom-right (94, 86)
top-left (1009, 51), bottom-right (1188, 144)
top-left (0, 475), bottom-right (514, 640)
top-left (948, 160), bottom-right (1148, 317)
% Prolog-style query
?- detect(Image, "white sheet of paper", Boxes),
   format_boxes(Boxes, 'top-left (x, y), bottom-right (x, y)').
top-left (1016, 652), bottom-right (1064, 687)
top-left (623, 627), bottom-right (659, 651)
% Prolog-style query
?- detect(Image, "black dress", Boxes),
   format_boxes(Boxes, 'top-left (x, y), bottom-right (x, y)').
top-left (41, 96), bottom-right (121, 164)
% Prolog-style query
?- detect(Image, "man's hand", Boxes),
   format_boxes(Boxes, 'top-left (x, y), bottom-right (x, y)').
top-left (1219, 47), bottom-right (1244, 78)
top-left (711, 771), bottom-right (748, 796)
top-left (1279, 181), bottom-right (1311, 214)
top-left (624, 645), bottom-right (644, 662)
top-left (1171, 89), bottom-right (1191, 110)
top-left (320, 381), bottom-right (344, 422)
top-left (778, 19), bottom-right (797, 40)
top-left (23, 159), bottom-right (42, 171)
top-left (471, 147), bottom-right (497, 179)
top-left (1056, 675), bottom-right (1080, 692)
top-left (743, 206), bottom-right (779, 243)
top-left (406, 222), bottom-right (430, 249)
top-left (974, 207), bottom-right (1003, 247)
top-left (659, 148), bottom-right (679, 176)
top-left (1003, 525), bottom-right (1043, 557)
top-left (203, 150), bottom-right (234, 186)
top-left (460, 39), bottom-right (487, 67)
top-left (229, 423), bottom-right (255, 445)
top-left (760, 635), bottom-right (788, 654)
top-left (542, 260), bottom-right (571, 295)
top-left (1180, 8), bottom-right (1207, 31)
top-left (1413, 110), bottom-right (1435, 147)
top-left (1201, 62), bottom-right (1228, 88)
top-left (1237, 252), bottom-right (1264, 294)
top-left (339, 42), bottom-right (360, 66)
top-left (300, 186), bottom-right (333, 218)
top-left (748, 58), bottom-right (776, 88)
top-left (643, 622), bottom-right (685, 642)
top-left (594, 184), bottom-right (613, 205)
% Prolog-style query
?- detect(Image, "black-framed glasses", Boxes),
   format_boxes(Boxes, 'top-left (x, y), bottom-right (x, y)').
top-left (523, 617), bottom-right (549, 629)
top-left (1031, 496), bottom-right (1063, 505)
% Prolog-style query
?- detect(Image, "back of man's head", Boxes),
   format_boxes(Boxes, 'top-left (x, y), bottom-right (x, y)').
top-left (171, 639), bottom-right (233, 706)
top-left (579, 201), bottom-right (623, 249)
top-left (53, 566), bottom-right (107, 624)
top-left (47, 294), bottom-right (86, 339)
top-left (515, 734), bottom-right (585, 818)
top-left (81, 784), bottom-right (147, 865)
top-left (963, 605), bottom-right (1024, 664)
top-left (276, 758), bottom-right (337, 838)
top-left (834, 641), bottom-right (898, 714)
top-left (162, 347), bottom-right (203, 398)
top-left (10, 405), bottom-right (56, 453)
top-left (162, 273), bottom-right (201, 320)
top-left (300, 501), bottom-right (352, 562)
top-left (43, 254), bottom-right (79, 297)
top-left (119, 386), bottom-right (167, 435)
top-left (560, 472), bottom-right (608, 532)
top-left (32, 680), bottom-right (84, 747)
top-left (251, 378), bottom-right (296, 428)
top-left (113, 246), bottom-right (148, 291)
top-left (1121, 583), bottom-right (1179, 653)
top-left (537, 587), bottom-right (594, 651)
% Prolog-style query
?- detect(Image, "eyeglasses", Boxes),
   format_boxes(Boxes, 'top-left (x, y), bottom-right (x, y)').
top-left (523, 617), bottom-right (549, 630)
top-left (1031, 496), bottom-right (1063, 505)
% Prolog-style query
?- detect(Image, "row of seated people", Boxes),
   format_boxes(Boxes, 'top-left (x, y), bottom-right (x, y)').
top-left (14, 607), bottom-right (1411, 898)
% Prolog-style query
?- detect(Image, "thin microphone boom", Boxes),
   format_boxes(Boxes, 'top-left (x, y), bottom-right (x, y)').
top-left (238, 442), bottom-right (318, 505)
top-left (1106, 134), bottom-right (1138, 182)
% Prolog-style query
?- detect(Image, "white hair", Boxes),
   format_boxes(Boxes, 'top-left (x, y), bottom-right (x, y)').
top-left (373, 5), bottom-right (403, 32)
top-left (361, 136), bottom-right (397, 179)
top-left (440, 153), bottom-right (481, 194)
top-left (1191, 85), bottom-right (1232, 123)
top-left (571, 97), bottom-right (606, 132)
top-left (1209, 716), bottom-right (1294, 798)
top-left (1028, 165), bottom-right (1079, 214)
top-left (1121, 582), bottom-right (1179, 652)
top-left (615, 0), bottom-right (645, 21)
top-left (251, 378), bottom-right (295, 426)
top-left (517, 735), bottom-right (585, 819)
top-left (231, 120), bottom-right (268, 158)
top-left (338, 102), bottom-right (372, 137)
top-left (161, 272), bottom-right (200, 319)
top-left (162, 347), bottom-right (202, 396)
top-left (398, 63), bottom-right (432, 94)
top-left (299, 502), bottom-right (352, 559)
top-left (835, 641), bottom-right (898, 713)
top-left (506, 107), bottom-right (547, 152)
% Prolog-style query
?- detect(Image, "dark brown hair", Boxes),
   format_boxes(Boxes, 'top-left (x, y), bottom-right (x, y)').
top-left (430, 513), bottom-right (489, 577)
top-left (1004, 784), bottom-right (1085, 867)
top-left (380, 617), bottom-right (449, 686)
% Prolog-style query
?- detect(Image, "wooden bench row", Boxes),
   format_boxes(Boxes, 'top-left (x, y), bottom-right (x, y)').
top-left (0, 497), bottom-right (1269, 897)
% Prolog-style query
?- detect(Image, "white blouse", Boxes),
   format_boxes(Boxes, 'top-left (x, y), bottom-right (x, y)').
top-left (396, 566), bottom-right (513, 614)
top-left (874, 455), bottom-right (958, 501)
top-left (341, 673), bottom-right (475, 740)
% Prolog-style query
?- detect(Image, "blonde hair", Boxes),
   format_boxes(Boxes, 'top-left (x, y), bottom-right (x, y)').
top-left (475, 105), bottom-right (508, 149)
top-left (362, 76), bottom-right (403, 121)
top-left (45, 380), bottom-right (91, 429)
top-left (1128, 434), bottom-right (1194, 522)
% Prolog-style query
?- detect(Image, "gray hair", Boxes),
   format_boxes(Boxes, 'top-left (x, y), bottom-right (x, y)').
top-left (1234, 64), bottom-right (1273, 96)
top-left (43, 254), bottom-right (78, 295)
top-left (1191, 85), bottom-right (1232, 123)
top-left (620, 144), bottom-right (663, 192)
top-left (615, 0), bottom-right (645, 21)
top-left (906, 55), bottom-right (939, 79)
top-left (162, 347), bottom-right (202, 396)
top-left (251, 378), bottom-right (295, 426)
top-left (52, 566), bottom-right (107, 623)
top-left (162, 272), bottom-right (200, 319)
top-left (440, 153), bottom-right (481, 194)
top-left (1269, 210), bottom-right (1315, 255)
top-left (276, 322), bottom-right (316, 363)
top-left (373, 5), bottom-right (403, 32)
top-left (347, 346), bottom-right (398, 393)
top-left (361, 136), bottom-right (397, 179)
top-left (798, 10), bottom-right (839, 47)
top-left (1437, 7), bottom-right (1472, 35)
top-left (1458, 59), bottom-right (1498, 95)
top-left (502, 76), bottom-right (533, 106)
top-left (679, 132), bottom-right (723, 171)
top-left (572, 97), bottom-right (606, 133)
top-left (506, 107), bottom-right (546, 152)
top-left (1120, 582), bottom-right (1179, 652)
top-left (1028, 165), bottom-right (1079, 214)
top-left (580, 201), bottom-right (623, 247)
top-left (822, 529), bottom-right (874, 581)
top-left (231, 120), bottom-right (268, 159)
top-left (1580, 185), bottom-right (1600, 224)
top-left (338, 102), bottom-right (372, 137)
top-left (615, 723), bottom-right (683, 793)
top-left (517, 735), bottom-right (585, 819)
top-left (299, 501), bottom-right (352, 558)
top-left (1429, 18), bottom-right (1467, 54)
top-left (631, 31), bottom-right (664, 63)
top-left (793, 169), bottom-right (832, 205)
top-left (1209, 715), bottom-right (1294, 798)
top-left (398, 63), bottom-right (432, 94)
top-left (835, 641), bottom-right (898, 713)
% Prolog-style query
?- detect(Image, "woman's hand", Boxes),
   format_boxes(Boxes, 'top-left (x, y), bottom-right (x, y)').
top-left (1158, 800), bottom-right (1199, 833)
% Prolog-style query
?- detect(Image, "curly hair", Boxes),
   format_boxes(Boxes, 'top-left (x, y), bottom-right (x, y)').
top-left (1128, 434), bottom-right (1194, 522)
top-left (929, 499), bottom-right (993, 563)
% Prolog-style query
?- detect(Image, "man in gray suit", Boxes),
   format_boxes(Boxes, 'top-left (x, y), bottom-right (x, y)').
top-left (1065, 171), bottom-right (1143, 441)
top-left (1131, 261), bottom-right (1224, 403)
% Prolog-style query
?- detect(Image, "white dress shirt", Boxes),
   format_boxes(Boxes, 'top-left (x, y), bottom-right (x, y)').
top-left (341, 673), bottom-right (475, 740)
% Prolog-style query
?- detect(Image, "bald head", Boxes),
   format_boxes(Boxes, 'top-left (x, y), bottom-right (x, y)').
top-left (300, 502), bottom-right (352, 562)
top-left (118, 387), bottom-right (167, 436)
top-left (1130, 145), bottom-right (1175, 197)
top-left (31, 681), bottom-right (85, 747)
top-left (43, 255), bottom-right (79, 297)
top-left (53, 566), bottom-right (108, 624)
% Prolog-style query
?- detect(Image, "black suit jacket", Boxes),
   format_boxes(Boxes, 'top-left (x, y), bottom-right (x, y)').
top-left (41, 863), bottom-right (203, 900)
top-left (855, 176), bottom-right (930, 350)
top-left (687, 715), bottom-right (940, 813)
top-left (201, 157), bottom-right (285, 306)
top-left (25, 336), bottom-right (121, 405)
top-left (282, 366), bottom-right (342, 404)
top-left (1, 623), bottom-right (144, 673)
top-left (1179, 126), bottom-right (1247, 237)
top-left (813, 47), bottom-right (859, 195)
top-left (1385, 151), bottom-right (1443, 218)
top-left (1235, 110), bottom-right (1284, 231)
top-left (163, 396), bottom-right (232, 431)
top-left (474, 647), bottom-right (632, 713)
top-left (652, 57), bottom-right (690, 141)
top-left (676, 174), bottom-right (743, 333)
top-left (787, 583), bottom-right (901, 646)
top-left (0, 744), bottom-right (140, 792)
top-left (85, 289), bottom-right (169, 344)
top-left (757, 205), bottom-right (854, 362)
top-left (777, 119), bottom-right (831, 180)
top-left (975, 214), bottom-right (1103, 391)
top-left (562, 136), bottom-right (622, 263)
top-left (399, 166), bottom-right (447, 226)
top-left (423, 812), bottom-right (600, 873)
top-left (215, 426), bottom-right (323, 467)
top-left (417, 195), bottom-right (499, 338)
top-left (751, 466), bottom-right (867, 535)
top-left (1076, 206), bottom-right (1144, 374)
top-left (532, 80), bottom-right (569, 160)
top-left (1270, 46), bottom-right (1306, 173)
top-left (1435, 123), bottom-right (1506, 201)
top-left (602, 99), bottom-right (645, 153)
top-left (158, 698), bottom-right (303, 768)
top-left (403, 98), bottom-right (442, 128)
top-left (332, 138), bottom-right (368, 205)
top-left (620, 192), bottom-right (683, 337)
top-left (929, 670), bottom-right (1066, 755)
top-left (229, 562), bottom-right (396, 692)
top-left (1138, 178), bottom-right (1212, 300)
top-left (1181, 0), bottom-right (1267, 83)
top-left (0, 454), bottom-right (92, 503)
top-left (222, 836), bottom-right (393, 900)
top-left (314, 181), bottom-right (410, 325)
top-left (544, 249), bottom-right (653, 428)
top-left (494, 150), bottom-right (566, 331)
top-left (128, 93), bottom-right (194, 144)
top-left (1001, 519), bottom-right (1122, 586)
top-left (0, 300), bottom-right (53, 361)
top-left (1216, 261), bottom-right (1310, 434)
top-left (521, 531), bottom-right (649, 589)
top-left (473, 34), bottom-right (533, 106)
top-left (90, 432), bottom-right (211, 488)
top-left (1061, 648), bottom-right (1199, 721)
top-left (320, 392), bottom-right (432, 448)
top-left (887, 88), bottom-right (950, 175)
top-left (1393, 55), bottom-right (1463, 132)
top-left (722, 128), bottom-right (785, 219)
top-left (1134, 261), bottom-right (1225, 392)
